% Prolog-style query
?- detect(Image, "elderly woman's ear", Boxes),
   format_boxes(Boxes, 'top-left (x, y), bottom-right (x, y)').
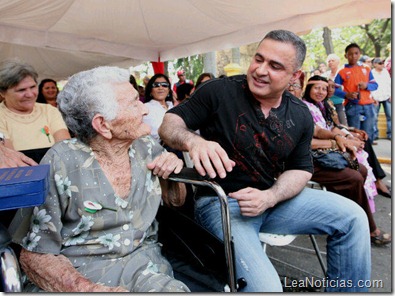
top-left (92, 114), bottom-right (113, 139)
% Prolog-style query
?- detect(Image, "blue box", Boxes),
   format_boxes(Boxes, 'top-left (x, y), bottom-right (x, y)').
top-left (0, 165), bottom-right (50, 211)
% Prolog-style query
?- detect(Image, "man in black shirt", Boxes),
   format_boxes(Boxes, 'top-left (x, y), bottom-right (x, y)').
top-left (159, 30), bottom-right (370, 292)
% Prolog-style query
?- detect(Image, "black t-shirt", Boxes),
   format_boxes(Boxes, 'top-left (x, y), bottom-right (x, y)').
top-left (167, 75), bottom-right (314, 195)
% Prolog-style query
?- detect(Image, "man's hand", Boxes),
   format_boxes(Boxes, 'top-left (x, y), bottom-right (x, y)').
top-left (147, 151), bottom-right (183, 179)
top-left (229, 187), bottom-right (275, 217)
top-left (188, 137), bottom-right (235, 179)
top-left (0, 145), bottom-right (37, 168)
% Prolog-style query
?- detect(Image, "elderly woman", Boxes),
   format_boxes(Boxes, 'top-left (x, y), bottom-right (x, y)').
top-left (0, 60), bottom-right (70, 153)
top-left (10, 66), bottom-right (190, 292)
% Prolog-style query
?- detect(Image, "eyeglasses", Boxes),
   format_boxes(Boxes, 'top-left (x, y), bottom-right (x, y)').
top-left (288, 83), bottom-right (302, 90)
top-left (152, 82), bottom-right (170, 88)
top-left (377, 62), bottom-right (384, 65)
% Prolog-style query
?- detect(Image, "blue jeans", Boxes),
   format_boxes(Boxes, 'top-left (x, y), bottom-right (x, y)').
top-left (345, 103), bottom-right (376, 143)
top-left (374, 100), bottom-right (392, 139)
top-left (195, 188), bottom-right (371, 292)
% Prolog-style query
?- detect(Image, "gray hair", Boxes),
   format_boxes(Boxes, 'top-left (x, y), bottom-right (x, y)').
top-left (260, 30), bottom-right (306, 71)
top-left (57, 66), bottom-right (129, 144)
top-left (0, 59), bottom-right (38, 93)
top-left (326, 53), bottom-right (340, 63)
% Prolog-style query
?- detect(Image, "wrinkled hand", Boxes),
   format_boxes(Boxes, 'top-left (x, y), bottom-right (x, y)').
top-left (341, 139), bottom-right (361, 159)
top-left (0, 145), bottom-right (37, 168)
top-left (147, 151), bottom-right (183, 179)
top-left (188, 138), bottom-right (235, 178)
top-left (229, 187), bottom-right (275, 217)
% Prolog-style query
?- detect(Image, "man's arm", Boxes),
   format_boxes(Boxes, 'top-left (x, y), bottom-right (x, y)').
top-left (229, 170), bottom-right (312, 217)
top-left (19, 249), bottom-right (127, 292)
top-left (159, 113), bottom-right (235, 179)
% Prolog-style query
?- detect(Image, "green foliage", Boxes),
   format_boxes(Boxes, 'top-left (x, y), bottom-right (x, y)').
top-left (301, 18), bottom-right (391, 74)
top-left (174, 55), bottom-right (204, 83)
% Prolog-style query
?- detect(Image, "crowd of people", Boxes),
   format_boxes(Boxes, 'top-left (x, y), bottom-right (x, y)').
top-left (0, 29), bottom-right (391, 293)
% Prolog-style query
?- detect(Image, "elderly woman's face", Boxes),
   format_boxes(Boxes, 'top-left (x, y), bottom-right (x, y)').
top-left (287, 82), bottom-right (303, 99)
top-left (110, 82), bottom-right (151, 140)
top-left (3, 76), bottom-right (38, 114)
top-left (150, 77), bottom-right (170, 101)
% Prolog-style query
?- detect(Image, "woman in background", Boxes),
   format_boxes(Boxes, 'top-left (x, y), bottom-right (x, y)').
top-left (37, 78), bottom-right (59, 107)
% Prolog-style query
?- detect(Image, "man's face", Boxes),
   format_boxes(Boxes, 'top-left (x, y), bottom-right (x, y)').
top-left (247, 38), bottom-right (300, 101)
top-left (345, 47), bottom-right (361, 66)
top-left (178, 74), bottom-right (185, 82)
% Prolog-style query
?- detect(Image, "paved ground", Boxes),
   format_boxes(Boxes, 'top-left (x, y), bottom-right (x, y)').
top-left (267, 138), bottom-right (392, 292)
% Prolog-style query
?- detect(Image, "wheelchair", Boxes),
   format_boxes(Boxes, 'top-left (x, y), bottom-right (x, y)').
top-left (0, 166), bottom-right (246, 292)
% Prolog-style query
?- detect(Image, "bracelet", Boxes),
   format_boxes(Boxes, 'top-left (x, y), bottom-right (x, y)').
top-left (330, 139), bottom-right (337, 150)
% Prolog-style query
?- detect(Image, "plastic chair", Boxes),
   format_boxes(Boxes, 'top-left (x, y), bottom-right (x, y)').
top-left (258, 181), bottom-right (327, 276)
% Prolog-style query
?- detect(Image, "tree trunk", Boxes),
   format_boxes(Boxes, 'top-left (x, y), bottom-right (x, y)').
top-left (322, 27), bottom-right (334, 55)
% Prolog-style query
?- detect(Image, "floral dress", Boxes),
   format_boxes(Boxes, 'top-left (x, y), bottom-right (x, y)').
top-left (303, 100), bottom-right (377, 212)
top-left (11, 136), bottom-right (189, 292)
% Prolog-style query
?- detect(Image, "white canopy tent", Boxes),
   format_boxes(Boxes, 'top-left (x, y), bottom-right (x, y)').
top-left (0, 0), bottom-right (391, 80)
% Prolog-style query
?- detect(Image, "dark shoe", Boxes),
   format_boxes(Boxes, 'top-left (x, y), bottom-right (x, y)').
top-left (371, 232), bottom-right (391, 246)
top-left (377, 187), bottom-right (392, 198)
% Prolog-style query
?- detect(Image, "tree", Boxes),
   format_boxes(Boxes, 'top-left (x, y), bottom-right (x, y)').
top-left (359, 18), bottom-right (391, 57)
top-left (174, 55), bottom-right (204, 83)
top-left (301, 18), bottom-right (391, 74)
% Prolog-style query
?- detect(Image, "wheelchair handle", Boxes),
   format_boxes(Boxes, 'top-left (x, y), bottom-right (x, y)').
top-left (168, 167), bottom-right (237, 292)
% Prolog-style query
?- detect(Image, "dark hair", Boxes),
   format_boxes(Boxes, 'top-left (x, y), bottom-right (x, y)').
top-left (195, 72), bottom-right (215, 89)
top-left (129, 74), bottom-right (138, 90)
top-left (144, 73), bottom-right (173, 103)
top-left (37, 78), bottom-right (58, 104)
top-left (303, 75), bottom-right (333, 124)
top-left (261, 30), bottom-right (306, 70)
top-left (345, 43), bottom-right (361, 54)
top-left (176, 83), bottom-right (194, 101)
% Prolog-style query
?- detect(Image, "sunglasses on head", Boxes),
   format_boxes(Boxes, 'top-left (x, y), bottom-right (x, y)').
top-left (152, 82), bottom-right (170, 88)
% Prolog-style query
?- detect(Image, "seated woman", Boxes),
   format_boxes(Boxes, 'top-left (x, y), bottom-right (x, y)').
top-left (327, 79), bottom-right (391, 198)
top-left (0, 60), bottom-right (71, 227)
top-left (303, 75), bottom-right (390, 245)
top-left (9, 66), bottom-right (190, 292)
top-left (0, 60), bottom-right (70, 158)
top-left (143, 74), bottom-right (174, 143)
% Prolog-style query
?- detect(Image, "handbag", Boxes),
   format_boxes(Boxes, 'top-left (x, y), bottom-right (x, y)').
top-left (312, 149), bottom-right (359, 170)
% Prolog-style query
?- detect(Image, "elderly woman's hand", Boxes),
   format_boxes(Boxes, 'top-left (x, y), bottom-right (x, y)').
top-left (147, 151), bottom-right (183, 179)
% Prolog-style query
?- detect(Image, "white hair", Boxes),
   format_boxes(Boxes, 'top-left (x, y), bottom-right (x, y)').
top-left (57, 66), bottom-right (130, 144)
top-left (326, 53), bottom-right (340, 63)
